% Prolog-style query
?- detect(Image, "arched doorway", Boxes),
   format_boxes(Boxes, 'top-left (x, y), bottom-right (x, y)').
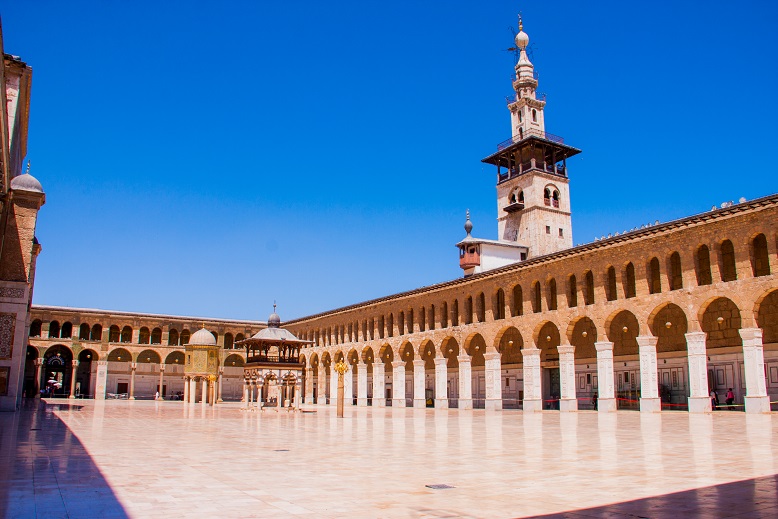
top-left (536, 321), bottom-right (561, 409)
top-left (569, 317), bottom-right (597, 409)
top-left (607, 310), bottom-right (640, 410)
top-left (76, 349), bottom-right (98, 398)
top-left (648, 303), bottom-right (689, 408)
top-left (42, 345), bottom-right (73, 398)
top-left (496, 326), bottom-right (523, 409)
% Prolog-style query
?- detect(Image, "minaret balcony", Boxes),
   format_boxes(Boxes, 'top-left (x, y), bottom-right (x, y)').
top-left (503, 201), bottom-right (525, 213)
top-left (497, 128), bottom-right (565, 150)
top-left (460, 253), bottom-right (480, 269)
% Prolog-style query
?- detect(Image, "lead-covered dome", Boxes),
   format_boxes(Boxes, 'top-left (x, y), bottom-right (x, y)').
top-left (188, 327), bottom-right (216, 346)
top-left (11, 172), bottom-right (44, 193)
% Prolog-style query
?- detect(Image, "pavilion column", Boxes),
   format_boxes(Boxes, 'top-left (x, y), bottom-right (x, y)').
top-left (217, 368), bottom-right (223, 403)
top-left (304, 368), bottom-right (314, 404)
top-left (129, 363), bottom-right (137, 400)
top-left (557, 345), bottom-right (577, 411)
top-left (484, 352), bottom-right (502, 410)
top-left (637, 335), bottom-right (660, 412)
top-left (413, 359), bottom-right (426, 408)
top-left (158, 365), bottom-right (165, 400)
top-left (686, 332), bottom-right (711, 413)
top-left (201, 376), bottom-right (207, 404)
top-left (373, 361), bottom-right (386, 407)
top-left (457, 355), bottom-right (473, 410)
top-left (392, 361), bottom-right (406, 407)
top-left (356, 362), bottom-right (368, 406)
top-left (184, 376), bottom-right (191, 404)
top-left (317, 367), bottom-right (326, 404)
top-left (241, 379), bottom-right (248, 407)
top-left (68, 360), bottom-right (79, 399)
top-left (329, 364), bottom-right (338, 404)
top-left (33, 358), bottom-right (43, 396)
top-left (521, 348), bottom-right (541, 412)
top-left (595, 342), bottom-right (616, 412)
top-left (343, 365), bottom-right (353, 405)
top-left (740, 328), bottom-right (770, 413)
top-left (189, 376), bottom-right (197, 403)
top-left (433, 357), bottom-right (448, 409)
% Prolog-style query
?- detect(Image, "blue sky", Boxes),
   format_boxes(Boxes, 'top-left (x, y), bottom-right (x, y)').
top-left (3, 1), bottom-right (777, 321)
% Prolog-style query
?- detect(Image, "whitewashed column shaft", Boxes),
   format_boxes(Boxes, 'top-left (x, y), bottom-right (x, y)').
top-left (484, 352), bottom-right (502, 410)
top-left (434, 357), bottom-right (448, 409)
top-left (373, 362), bottom-right (386, 407)
top-left (458, 355), bottom-right (473, 410)
top-left (413, 360), bottom-right (426, 408)
top-left (392, 361), bottom-right (406, 407)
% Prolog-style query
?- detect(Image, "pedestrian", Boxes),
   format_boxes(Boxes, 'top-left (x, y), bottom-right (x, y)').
top-left (725, 388), bottom-right (735, 409)
top-left (155, 390), bottom-right (160, 400)
top-left (591, 392), bottom-right (598, 410)
top-left (710, 388), bottom-right (719, 410)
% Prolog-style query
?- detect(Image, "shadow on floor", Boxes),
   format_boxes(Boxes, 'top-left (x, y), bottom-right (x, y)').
top-left (532, 474), bottom-right (778, 518)
top-left (0, 399), bottom-right (128, 518)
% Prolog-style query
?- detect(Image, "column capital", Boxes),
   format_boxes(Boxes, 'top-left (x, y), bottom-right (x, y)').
top-left (636, 335), bottom-right (658, 348)
top-left (594, 341), bottom-right (614, 352)
top-left (159, 364), bottom-right (166, 372)
top-left (391, 360), bottom-right (405, 369)
top-left (456, 354), bottom-right (472, 363)
top-left (35, 358), bottom-right (44, 366)
top-left (71, 359), bottom-right (79, 367)
top-left (484, 352), bottom-right (500, 361)
top-left (557, 345), bottom-right (574, 355)
top-left (521, 347), bottom-right (540, 358)
top-left (739, 327), bottom-right (763, 344)
top-left (131, 362), bottom-right (137, 370)
top-left (433, 357), bottom-right (448, 366)
top-left (685, 331), bottom-right (707, 355)
top-left (412, 359), bottom-right (425, 367)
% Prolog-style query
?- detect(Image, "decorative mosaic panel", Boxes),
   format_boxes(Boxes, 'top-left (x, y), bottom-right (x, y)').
top-left (0, 313), bottom-right (16, 360)
top-left (0, 287), bottom-right (25, 299)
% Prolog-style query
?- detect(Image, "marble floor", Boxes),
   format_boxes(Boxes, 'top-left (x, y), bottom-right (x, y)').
top-left (1, 400), bottom-right (777, 518)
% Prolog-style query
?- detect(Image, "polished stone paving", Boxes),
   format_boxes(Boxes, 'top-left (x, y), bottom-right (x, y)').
top-left (1, 400), bottom-right (777, 518)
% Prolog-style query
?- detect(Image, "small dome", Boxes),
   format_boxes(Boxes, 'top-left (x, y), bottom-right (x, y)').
top-left (188, 327), bottom-right (216, 346)
top-left (11, 173), bottom-right (44, 193)
top-left (268, 312), bottom-right (281, 328)
top-left (515, 30), bottom-right (529, 49)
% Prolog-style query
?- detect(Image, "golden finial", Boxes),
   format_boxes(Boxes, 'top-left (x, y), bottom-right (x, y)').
top-left (25, 160), bottom-right (30, 174)
top-left (518, 13), bottom-right (523, 31)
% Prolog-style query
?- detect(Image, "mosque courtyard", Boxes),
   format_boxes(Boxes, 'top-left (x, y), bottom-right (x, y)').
top-left (0, 401), bottom-right (776, 518)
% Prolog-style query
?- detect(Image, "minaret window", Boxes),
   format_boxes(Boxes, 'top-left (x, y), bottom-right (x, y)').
top-left (518, 111), bottom-right (523, 122)
top-left (532, 109), bottom-right (537, 122)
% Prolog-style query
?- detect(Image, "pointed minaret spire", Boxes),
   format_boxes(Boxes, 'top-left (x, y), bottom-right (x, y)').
top-left (464, 209), bottom-right (473, 237)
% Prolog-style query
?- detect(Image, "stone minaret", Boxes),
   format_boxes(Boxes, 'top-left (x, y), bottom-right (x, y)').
top-left (482, 18), bottom-right (581, 258)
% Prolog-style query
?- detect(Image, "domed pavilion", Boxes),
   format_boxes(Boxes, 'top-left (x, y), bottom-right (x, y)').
top-left (236, 307), bottom-right (312, 409)
top-left (183, 326), bottom-right (220, 405)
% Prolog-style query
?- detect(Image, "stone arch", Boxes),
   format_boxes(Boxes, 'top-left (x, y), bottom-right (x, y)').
top-left (180, 329), bottom-right (191, 345)
top-left (78, 348), bottom-right (99, 362)
top-left (700, 296), bottom-right (742, 349)
top-left (90, 324), bottom-right (103, 342)
top-left (606, 310), bottom-right (640, 356)
top-left (120, 326), bottom-right (133, 343)
top-left (136, 349), bottom-right (161, 363)
top-left (30, 319), bottom-right (42, 337)
top-left (495, 326), bottom-right (523, 365)
top-left (321, 351), bottom-right (332, 367)
top-left (107, 348), bottom-right (131, 362)
top-left (755, 289), bottom-right (778, 344)
top-left (138, 327), bottom-right (150, 345)
top-left (420, 339), bottom-right (436, 370)
top-left (494, 288), bottom-right (506, 320)
top-left (623, 262), bottom-right (637, 298)
top-left (606, 266), bottom-right (617, 301)
top-left (150, 328), bottom-right (162, 344)
top-left (464, 333), bottom-right (486, 367)
top-left (648, 302), bottom-right (688, 353)
top-left (547, 278), bottom-right (558, 310)
top-left (165, 351), bottom-right (185, 365)
top-left (347, 348), bottom-right (360, 365)
top-left (60, 322), bottom-right (73, 339)
top-left (334, 350), bottom-right (345, 364)
top-left (534, 321), bottom-right (560, 362)
top-left (441, 337), bottom-right (459, 368)
top-left (49, 320), bottom-right (60, 338)
top-left (668, 251), bottom-right (683, 290)
top-left (168, 329), bottom-right (179, 346)
top-left (567, 316), bottom-right (597, 360)
top-left (78, 323), bottom-right (90, 340)
top-left (361, 347), bottom-right (375, 374)
top-left (511, 284), bottom-right (523, 316)
top-left (750, 233), bottom-right (771, 277)
top-left (42, 345), bottom-right (73, 396)
top-left (719, 239), bottom-right (737, 282)
top-left (695, 244), bottom-right (713, 286)
top-left (399, 341), bottom-right (414, 362)
top-left (378, 344), bottom-right (394, 364)
top-left (223, 353), bottom-right (244, 367)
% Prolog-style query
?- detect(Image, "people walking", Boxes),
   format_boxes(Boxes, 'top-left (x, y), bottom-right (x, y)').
top-left (725, 388), bottom-right (735, 409)
top-left (710, 388), bottom-right (719, 410)
top-left (591, 392), bottom-right (598, 410)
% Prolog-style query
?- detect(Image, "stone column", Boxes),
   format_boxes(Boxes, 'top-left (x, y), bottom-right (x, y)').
top-left (317, 367), bottom-right (327, 404)
top-left (34, 358), bottom-right (43, 396)
top-left (457, 355), bottom-right (473, 410)
top-left (304, 367), bottom-right (314, 404)
top-left (241, 379), bottom-right (248, 407)
top-left (68, 360), bottom-right (79, 399)
top-left (522, 348), bottom-right (542, 412)
top-left (343, 366), bottom-right (353, 405)
top-left (357, 362), bottom-right (368, 406)
top-left (686, 332), bottom-right (711, 413)
top-left (95, 360), bottom-right (108, 400)
top-left (740, 328), bottom-right (770, 413)
top-left (201, 376), bottom-right (207, 404)
top-left (184, 376), bottom-right (190, 403)
top-left (329, 364), bottom-right (338, 404)
top-left (217, 368), bottom-right (223, 403)
top-left (373, 361), bottom-right (386, 407)
top-left (392, 361), bottom-right (406, 407)
top-left (484, 352), bottom-right (502, 410)
top-left (557, 345), bottom-right (577, 411)
top-left (595, 342), bottom-right (616, 412)
top-left (129, 363), bottom-right (137, 400)
top-left (434, 357), bottom-right (448, 409)
top-left (637, 336), bottom-right (660, 412)
top-left (189, 376), bottom-right (197, 403)
top-left (158, 365), bottom-right (165, 400)
top-left (413, 360), bottom-right (426, 408)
